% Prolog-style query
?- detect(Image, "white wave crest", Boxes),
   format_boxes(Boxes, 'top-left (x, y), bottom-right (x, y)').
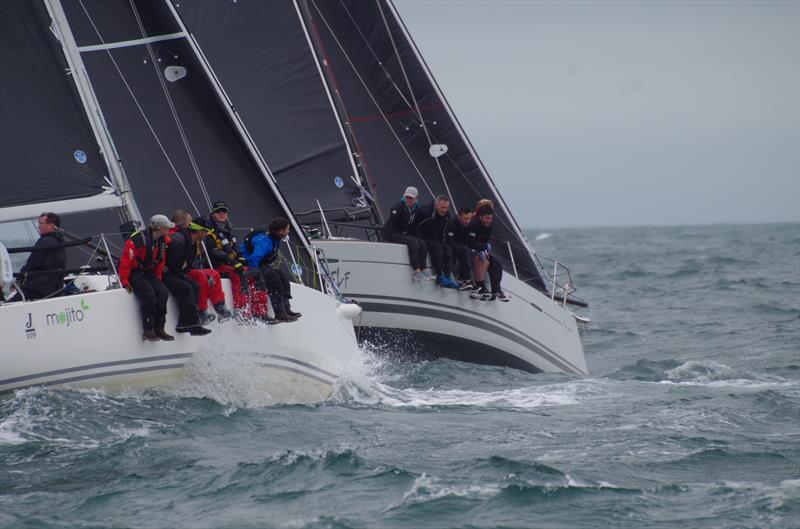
top-left (332, 349), bottom-right (589, 409)
top-left (535, 232), bottom-right (552, 241)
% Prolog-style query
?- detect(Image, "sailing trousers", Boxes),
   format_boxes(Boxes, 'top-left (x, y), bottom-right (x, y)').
top-left (215, 264), bottom-right (247, 309)
top-left (257, 266), bottom-right (292, 314)
top-left (385, 233), bottom-right (428, 270)
top-left (187, 269), bottom-right (225, 311)
top-left (162, 271), bottom-right (200, 327)
top-left (447, 241), bottom-right (472, 281)
top-left (423, 238), bottom-right (453, 277)
top-left (129, 271), bottom-right (168, 331)
top-left (487, 256), bottom-right (503, 293)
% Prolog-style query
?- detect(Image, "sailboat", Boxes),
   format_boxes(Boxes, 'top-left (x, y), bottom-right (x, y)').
top-left (0, 0), bottom-right (362, 402)
top-left (163, 0), bottom-right (589, 375)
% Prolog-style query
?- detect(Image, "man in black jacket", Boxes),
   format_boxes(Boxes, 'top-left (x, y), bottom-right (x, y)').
top-left (467, 206), bottom-right (509, 302)
top-left (19, 212), bottom-right (66, 300)
top-left (164, 215), bottom-right (211, 335)
top-left (446, 206), bottom-right (475, 290)
top-left (383, 186), bottom-right (432, 280)
top-left (416, 195), bottom-right (459, 288)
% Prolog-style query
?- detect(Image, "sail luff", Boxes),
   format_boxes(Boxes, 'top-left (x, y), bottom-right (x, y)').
top-left (43, 0), bottom-right (143, 226)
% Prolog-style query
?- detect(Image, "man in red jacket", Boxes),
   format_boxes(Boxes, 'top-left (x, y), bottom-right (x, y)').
top-left (119, 215), bottom-right (174, 341)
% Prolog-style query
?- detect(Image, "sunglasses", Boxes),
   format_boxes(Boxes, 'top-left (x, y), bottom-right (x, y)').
top-left (213, 208), bottom-right (228, 214)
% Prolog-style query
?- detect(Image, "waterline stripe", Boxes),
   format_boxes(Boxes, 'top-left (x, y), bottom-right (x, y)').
top-left (0, 353), bottom-right (194, 386)
top-left (263, 354), bottom-right (338, 380)
top-left (0, 363), bottom-right (185, 396)
top-left (348, 293), bottom-right (584, 374)
top-left (356, 300), bottom-right (582, 375)
top-left (256, 362), bottom-right (334, 385)
top-left (77, 32), bottom-right (187, 53)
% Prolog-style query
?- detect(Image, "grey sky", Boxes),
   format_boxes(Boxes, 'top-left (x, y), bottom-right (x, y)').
top-left (395, 0), bottom-right (800, 228)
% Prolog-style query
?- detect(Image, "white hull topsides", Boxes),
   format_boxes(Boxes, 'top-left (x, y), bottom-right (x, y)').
top-left (316, 240), bottom-right (588, 376)
top-left (0, 278), bottom-right (361, 403)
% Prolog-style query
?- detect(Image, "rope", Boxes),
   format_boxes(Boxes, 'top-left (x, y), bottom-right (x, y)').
top-left (128, 0), bottom-right (213, 212)
top-left (77, 0), bottom-right (202, 214)
top-left (310, 0), bottom-right (435, 199)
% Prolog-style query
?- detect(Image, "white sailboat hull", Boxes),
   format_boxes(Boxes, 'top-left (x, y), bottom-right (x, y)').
top-left (0, 280), bottom-right (361, 403)
top-left (316, 240), bottom-right (588, 375)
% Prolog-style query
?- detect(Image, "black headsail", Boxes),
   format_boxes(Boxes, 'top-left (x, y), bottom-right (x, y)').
top-left (305, 0), bottom-right (546, 289)
top-left (0, 0), bottom-right (119, 220)
top-left (58, 0), bottom-right (319, 286)
top-left (168, 0), bottom-right (377, 228)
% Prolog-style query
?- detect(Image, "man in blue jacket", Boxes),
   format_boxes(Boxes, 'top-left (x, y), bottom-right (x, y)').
top-left (240, 217), bottom-right (299, 323)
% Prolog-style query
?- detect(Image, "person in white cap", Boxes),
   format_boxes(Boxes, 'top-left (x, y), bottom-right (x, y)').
top-left (382, 186), bottom-right (433, 280)
top-left (118, 214), bottom-right (174, 341)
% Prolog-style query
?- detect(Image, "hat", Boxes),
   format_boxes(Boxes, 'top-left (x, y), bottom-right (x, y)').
top-left (149, 214), bottom-right (175, 229)
top-left (403, 186), bottom-right (419, 199)
top-left (191, 217), bottom-right (213, 231)
top-left (211, 201), bottom-right (229, 213)
top-left (188, 221), bottom-right (211, 233)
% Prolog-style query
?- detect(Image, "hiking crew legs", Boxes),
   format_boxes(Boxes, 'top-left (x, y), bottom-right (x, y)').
top-left (129, 271), bottom-right (168, 331)
top-left (448, 241), bottom-right (471, 281)
top-left (487, 256), bottom-right (503, 293)
top-left (424, 239), bottom-right (453, 277)
top-left (162, 272), bottom-right (200, 327)
top-left (259, 267), bottom-right (291, 314)
top-left (186, 269), bottom-right (225, 311)
top-left (386, 233), bottom-right (428, 270)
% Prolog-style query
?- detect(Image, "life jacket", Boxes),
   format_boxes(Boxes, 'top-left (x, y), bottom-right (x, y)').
top-left (130, 230), bottom-right (165, 271)
top-left (244, 228), bottom-right (281, 267)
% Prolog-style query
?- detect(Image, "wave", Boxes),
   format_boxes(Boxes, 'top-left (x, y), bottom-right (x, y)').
top-left (534, 232), bottom-right (552, 241)
top-left (331, 351), bottom-right (593, 409)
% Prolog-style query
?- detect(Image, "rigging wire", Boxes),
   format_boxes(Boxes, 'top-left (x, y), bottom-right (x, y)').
top-left (76, 0), bottom-right (202, 215)
top-left (128, 0), bottom-right (213, 213)
top-left (310, 0), bottom-right (435, 199)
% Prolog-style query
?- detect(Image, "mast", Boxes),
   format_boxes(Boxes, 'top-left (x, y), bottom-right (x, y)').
top-left (43, 0), bottom-right (143, 227)
top-left (293, 0), bottom-right (384, 225)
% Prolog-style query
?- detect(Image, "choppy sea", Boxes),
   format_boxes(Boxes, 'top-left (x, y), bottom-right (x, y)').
top-left (1, 223), bottom-right (798, 529)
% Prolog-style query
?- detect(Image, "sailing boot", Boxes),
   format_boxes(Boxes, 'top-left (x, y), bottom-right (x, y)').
top-left (199, 310), bottom-right (216, 326)
top-left (154, 328), bottom-right (175, 341)
top-left (142, 330), bottom-right (159, 341)
top-left (213, 302), bottom-right (232, 323)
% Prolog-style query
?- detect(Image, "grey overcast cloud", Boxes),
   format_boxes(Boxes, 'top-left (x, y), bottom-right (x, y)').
top-left (395, 0), bottom-right (800, 228)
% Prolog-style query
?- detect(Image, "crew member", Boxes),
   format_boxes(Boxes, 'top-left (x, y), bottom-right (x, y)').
top-left (18, 212), bottom-right (66, 300)
top-left (173, 212), bottom-right (231, 323)
top-left (240, 217), bottom-right (300, 323)
top-left (119, 215), bottom-right (173, 341)
top-left (383, 186), bottom-right (431, 280)
top-left (468, 206), bottom-right (509, 302)
top-left (416, 195), bottom-right (459, 288)
top-left (164, 214), bottom-right (211, 336)
top-left (446, 206), bottom-right (475, 290)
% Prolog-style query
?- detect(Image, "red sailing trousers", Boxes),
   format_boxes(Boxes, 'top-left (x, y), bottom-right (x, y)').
top-left (214, 264), bottom-right (269, 317)
top-left (187, 269), bottom-right (225, 311)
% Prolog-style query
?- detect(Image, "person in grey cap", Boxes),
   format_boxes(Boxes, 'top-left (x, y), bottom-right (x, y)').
top-left (118, 214), bottom-right (174, 341)
top-left (382, 186), bottom-right (432, 280)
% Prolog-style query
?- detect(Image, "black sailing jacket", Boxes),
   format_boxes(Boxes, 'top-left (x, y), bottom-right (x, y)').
top-left (20, 231), bottom-right (67, 297)
top-left (415, 201), bottom-right (451, 242)
top-left (467, 217), bottom-right (493, 251)
top-left (383, 200), bottom-right (420, 236)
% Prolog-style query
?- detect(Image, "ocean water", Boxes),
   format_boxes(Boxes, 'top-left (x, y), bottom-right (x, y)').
top-left (1, 223), bottom-right (798, 529)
